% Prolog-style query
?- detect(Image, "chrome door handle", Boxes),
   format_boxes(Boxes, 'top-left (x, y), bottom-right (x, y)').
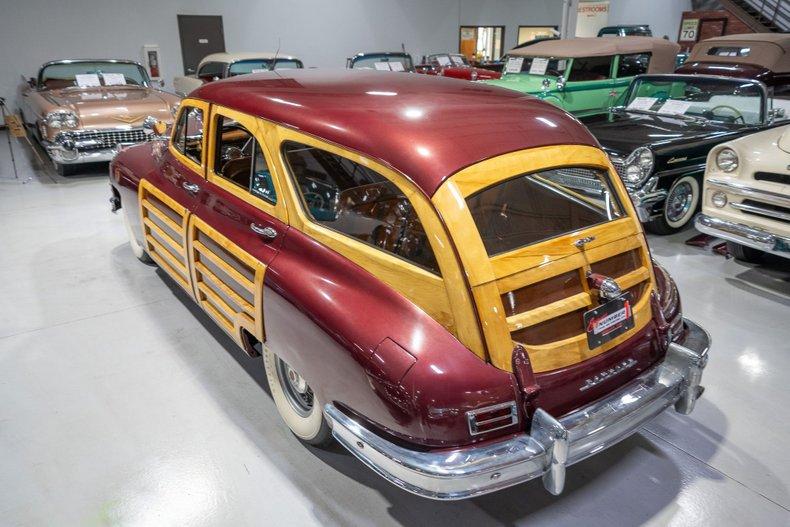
top-left (250, 223), bottom-right (277, 239)
top-left (182, 181), bottom-right (200, 195)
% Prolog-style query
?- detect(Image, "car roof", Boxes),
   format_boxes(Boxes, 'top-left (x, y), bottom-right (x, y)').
top-left (687, 33), bottom-right (790, 72)
top-left (199, 52), bottom-right (300, 65)
top-left (190, 69), bottom-right (598, 196)
top-left (508, 36), bottom-right (680, 72)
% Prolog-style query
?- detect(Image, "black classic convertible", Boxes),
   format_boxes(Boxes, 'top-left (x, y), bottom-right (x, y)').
top-left (581, 74), bottom-right (789, 233)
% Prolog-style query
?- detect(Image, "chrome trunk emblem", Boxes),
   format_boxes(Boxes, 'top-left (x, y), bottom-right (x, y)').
top-left (580, 358), bottom-right (637, 391)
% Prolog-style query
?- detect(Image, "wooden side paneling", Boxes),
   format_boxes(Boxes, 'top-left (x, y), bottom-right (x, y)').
top-left (138, 179), bottom-right (191, 292)
top-left (188, 215), bottom-right (266, 345)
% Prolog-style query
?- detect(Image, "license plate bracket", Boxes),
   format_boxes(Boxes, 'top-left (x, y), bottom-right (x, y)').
top-left (583, 292), bottom-right (635, 349)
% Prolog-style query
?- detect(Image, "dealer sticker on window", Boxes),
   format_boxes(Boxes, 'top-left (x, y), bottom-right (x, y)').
top-left (583, 292), bottom-right (635, 349)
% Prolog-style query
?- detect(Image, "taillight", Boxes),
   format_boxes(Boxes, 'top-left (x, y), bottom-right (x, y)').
top-left (466, 402), bottom-right (518, 436)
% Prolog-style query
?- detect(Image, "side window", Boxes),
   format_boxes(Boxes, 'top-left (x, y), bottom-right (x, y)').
top-left (617, 53), bottom-right (651, 77)
top-left (172, 106), bottom-right (204, 164)
top-left (213, 115), bottom-right (277, 204)
top-left (198, 62), bottom-right (225, 80)
top-left (283, 141), bottom-right (439, 273)
top-left (567, 56), bottom-right (613, 81)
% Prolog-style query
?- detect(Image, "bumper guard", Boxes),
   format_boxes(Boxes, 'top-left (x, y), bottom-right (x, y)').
top-left (695, 214), bottom-right (790, 258)
top-left (325, 318), bottom-right (709, 500)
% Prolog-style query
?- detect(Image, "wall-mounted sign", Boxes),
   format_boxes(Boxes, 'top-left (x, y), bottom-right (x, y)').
top-left (679, 19), bottom-right (700, 42)
top-left (575, 1), bottom-right (610, 38)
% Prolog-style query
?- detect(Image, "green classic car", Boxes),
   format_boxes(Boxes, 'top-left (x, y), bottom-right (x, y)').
top-left (485, 37), bottom-right (680, 115)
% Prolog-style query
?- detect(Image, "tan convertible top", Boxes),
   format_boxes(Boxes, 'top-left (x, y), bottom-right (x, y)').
top-left (508, 37), bottom-right (680, 73)
top-left (687, 33), bottom-right (790, 72)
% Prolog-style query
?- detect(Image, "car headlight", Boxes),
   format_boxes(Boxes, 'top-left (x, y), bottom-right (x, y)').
top-left (711, 191), bottom-right (728, 208)
top-left (622, 147), bottom-right (654, 186)
top-left (716, 148), bottom-right (738, 172)
top-left (46, 110), bottom-right (78, 129)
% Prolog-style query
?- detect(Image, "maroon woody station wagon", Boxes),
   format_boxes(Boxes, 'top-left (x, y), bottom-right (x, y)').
top-left (109, 70), bottom-right (710, 499)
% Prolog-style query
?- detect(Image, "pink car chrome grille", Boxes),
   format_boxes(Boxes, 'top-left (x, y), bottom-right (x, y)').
top-left (59, 128), bottom-right (149, 150)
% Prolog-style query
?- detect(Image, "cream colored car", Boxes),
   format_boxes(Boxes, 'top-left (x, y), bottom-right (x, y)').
top-left (696, 124), bottom-right (790, 262)
top-left (173, 52), bottom-right (303, 96)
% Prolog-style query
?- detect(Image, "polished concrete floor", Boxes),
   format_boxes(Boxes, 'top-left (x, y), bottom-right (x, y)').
top-left (1, 131), bottom-right (789, 526)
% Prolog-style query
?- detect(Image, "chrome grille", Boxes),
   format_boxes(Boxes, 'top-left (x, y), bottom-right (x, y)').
top-left (63, 128), bottom-right (148, 150)
top-left (552, 167), bottom-right (605, 193)
top-left (609, 155), bottom-right (627, 180)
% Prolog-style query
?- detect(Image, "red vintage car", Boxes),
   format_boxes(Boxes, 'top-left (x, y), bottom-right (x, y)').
top-left (110, 70), bottom-right (709, 499)
top-left (415, 53), bottom-right (502, 80)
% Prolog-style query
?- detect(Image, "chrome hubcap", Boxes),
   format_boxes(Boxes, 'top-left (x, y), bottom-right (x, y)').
top-left (666, 181), bottom-right (694, 223)
top-left (275, 356), bottom-right (314, 417)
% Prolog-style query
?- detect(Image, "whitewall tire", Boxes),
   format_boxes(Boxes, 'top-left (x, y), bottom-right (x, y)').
top-left (263, 347), bottom-right (332, 446)
top-left (122, 205), bottom-right (154, 264)
top-left (647, 175), bottom-right (700, 235)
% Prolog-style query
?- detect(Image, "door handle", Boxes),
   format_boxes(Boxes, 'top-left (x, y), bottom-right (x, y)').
top-left (250, 223), bottom-right (278, 240)
top-left (182, 181), bottom-right (200, 195)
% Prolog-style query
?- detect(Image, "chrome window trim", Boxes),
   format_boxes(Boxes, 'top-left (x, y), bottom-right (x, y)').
top-left (37, 59), bottom-right (151, 89)
top-left (621, 73), bottom-right (769, 124)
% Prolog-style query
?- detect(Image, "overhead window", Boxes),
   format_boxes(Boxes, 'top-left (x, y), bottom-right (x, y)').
top-left (283, 141), bottom-right (439, 273)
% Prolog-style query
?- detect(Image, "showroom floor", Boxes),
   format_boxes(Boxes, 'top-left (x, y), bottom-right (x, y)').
top-left (1, 130), bottom-right (789, 526)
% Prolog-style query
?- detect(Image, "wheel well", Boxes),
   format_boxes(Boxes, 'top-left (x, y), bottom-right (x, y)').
top-left (241, 329), bottom-right (262, 358)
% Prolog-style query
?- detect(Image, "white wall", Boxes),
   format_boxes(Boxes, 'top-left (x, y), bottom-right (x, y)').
top-left (606, 0), bottom-right (691, 39)
top-left (0, 0), bottom-right (563, 108)
top-left (566, 0), bottom-right (692, 40)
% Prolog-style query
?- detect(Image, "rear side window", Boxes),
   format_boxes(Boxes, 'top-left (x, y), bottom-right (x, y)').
top-left (467, 167), bottom-right (624, 256)
top-left (172, 106), bottom-right (204, 164)
top-left (567, 56), bottom-right (613, 81)
top-left (617, 53), bottom-right (651, 77)
top-left (283, 141), bottom-right (439, 273)
top-left (708, 46), bottom-right (751, 57)
top-left (198, 62), bottom-right (225, 79)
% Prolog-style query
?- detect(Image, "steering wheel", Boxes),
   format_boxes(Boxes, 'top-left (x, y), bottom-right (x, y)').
top-left (709, 105), bottom-right (745, 124)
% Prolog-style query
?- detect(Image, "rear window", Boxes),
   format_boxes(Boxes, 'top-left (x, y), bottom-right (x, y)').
top-left (466, 167), bottom-right (625, 256)
top-left (707, 46), bottom-right (751, 57)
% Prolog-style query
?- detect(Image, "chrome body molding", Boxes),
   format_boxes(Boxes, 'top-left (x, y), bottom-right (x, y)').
top-left (325, 318), bottom-right (710, 500)
top-left (729, 201), bottom-right (790, 223)
top-left (707, 177), bottom-right (790, 209)
top-left (695, 214), bottom-right (790, 258)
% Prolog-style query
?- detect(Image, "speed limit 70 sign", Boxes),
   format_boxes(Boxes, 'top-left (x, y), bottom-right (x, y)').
top-left (679, 19), bottom-right (699, 41)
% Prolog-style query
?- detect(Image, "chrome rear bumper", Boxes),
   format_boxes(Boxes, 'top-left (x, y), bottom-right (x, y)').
top-left (695, 214), bottom-right (790, 258)
top-left (325, 318), bottom-right (709, 500)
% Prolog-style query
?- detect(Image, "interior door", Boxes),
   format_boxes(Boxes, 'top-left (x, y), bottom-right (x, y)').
top-left (186, 105), bottom-right (289, 346)
top-left (138, 100), bottom-right (209, 292)
top-left (177, 15), bottom-right (226, 75)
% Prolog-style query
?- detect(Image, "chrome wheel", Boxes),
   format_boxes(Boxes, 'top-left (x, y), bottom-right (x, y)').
top-left (666, 181), bottom-right (693, 223)
top-left (275, 356), bottom-right (314, 417)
